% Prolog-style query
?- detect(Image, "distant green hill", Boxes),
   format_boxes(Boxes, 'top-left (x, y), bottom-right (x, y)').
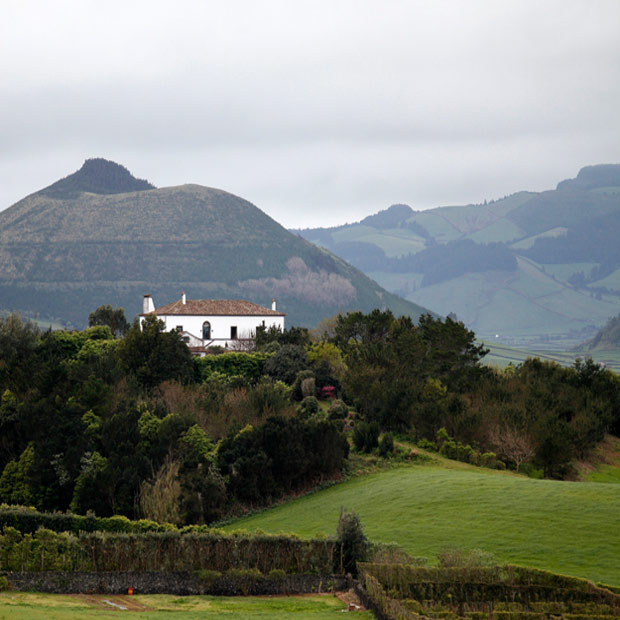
top-left (0, 159), bottom-right (429, 328)
top-left (294, 165), bottom-right (620, 346)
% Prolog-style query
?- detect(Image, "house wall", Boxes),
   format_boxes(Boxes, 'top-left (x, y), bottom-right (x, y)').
top-left (159, 314), bottom-right (285, 345)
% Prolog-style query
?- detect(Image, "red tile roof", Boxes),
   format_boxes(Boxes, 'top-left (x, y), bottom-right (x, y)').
top-left (144, 298), bottom-right (285, 317)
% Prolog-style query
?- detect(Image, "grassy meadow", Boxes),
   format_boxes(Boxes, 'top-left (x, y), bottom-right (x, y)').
top-left (225, 462), bottom-right (620, 586)
top-left (0, 593), bottom-right (368, 620)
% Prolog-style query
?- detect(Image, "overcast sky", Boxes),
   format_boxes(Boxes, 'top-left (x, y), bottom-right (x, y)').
top-left (2, 0), bottom-right (620, 228)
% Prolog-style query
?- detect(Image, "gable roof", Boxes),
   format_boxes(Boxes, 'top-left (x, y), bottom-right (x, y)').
top-left (145, 299), bottom-right (286, 317)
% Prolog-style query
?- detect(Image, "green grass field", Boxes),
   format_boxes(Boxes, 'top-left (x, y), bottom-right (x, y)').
top-left (0, 593), bottom-right (369, 619)
top-left (225, 464), bottom-right (620, 586)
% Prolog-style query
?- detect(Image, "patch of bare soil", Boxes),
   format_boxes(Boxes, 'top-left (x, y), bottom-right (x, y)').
top-left (336, 588), bottom-right (367, 612)
top-left (70, 594), bottom-right (152, 611)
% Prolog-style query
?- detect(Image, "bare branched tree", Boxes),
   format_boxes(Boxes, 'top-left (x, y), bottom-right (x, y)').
top-left (488, 424), bottom-right (536, 472)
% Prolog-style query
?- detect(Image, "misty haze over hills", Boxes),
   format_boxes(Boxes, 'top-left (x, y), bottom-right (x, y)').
top-left (295, 164), bottom-right (620, 347)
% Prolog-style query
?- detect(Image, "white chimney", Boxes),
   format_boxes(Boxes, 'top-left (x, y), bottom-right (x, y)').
top-left (272, 298), bottom-right (276, 311)
top-left (143, 294), bottom-right (155, 314)
top-left (181, 291), bottom-right (186, 304)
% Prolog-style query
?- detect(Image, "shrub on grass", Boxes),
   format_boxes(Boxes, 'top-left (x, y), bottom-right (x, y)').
top-left (335, 508), bottom-right (370, 576)
top-left (298, 396), bottom-right (319, 418)
top-left (353, 421), bottom-right (379, 453)
top-left (328, 399), bottom-right (348, 420)
top-left (378, 432), bottom-right (395, 457)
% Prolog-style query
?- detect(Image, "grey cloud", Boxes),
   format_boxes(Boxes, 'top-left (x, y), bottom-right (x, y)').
top-left (1, 1), bottom-right (620, 227)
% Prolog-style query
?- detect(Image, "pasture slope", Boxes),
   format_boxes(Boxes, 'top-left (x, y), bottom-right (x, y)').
top-left (225, 460), bottom-right (620, 587)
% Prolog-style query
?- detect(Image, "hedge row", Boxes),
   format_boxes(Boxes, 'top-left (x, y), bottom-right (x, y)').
top-left (359, 563), bottom-right (620, 609)
top-left (358, 571), bottom-right (419, 620)
top-left (0, 527), bottom-right (337, 575)
top-left (0, 505), bottom-right (175, 535)
top-left (195, 352), bottom-right (273, 382)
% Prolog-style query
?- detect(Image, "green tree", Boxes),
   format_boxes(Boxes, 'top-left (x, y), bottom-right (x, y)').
top-left (88, 305), bottom-right (129, 338)
top-left (264, 344), bottom-right (308, 384)
top-left (335, 508), bottom-right (369, 576)
top-left (116, 316), bottom-right (193, 388)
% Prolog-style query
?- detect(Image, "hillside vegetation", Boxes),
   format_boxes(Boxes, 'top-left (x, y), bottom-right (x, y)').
top-left (577, 313), bottom-right (620, 352)
top-left (295, 164), bottom-right (620, 346)
top-left (0, 159), bottom-right (427, 328)
top-left (1, 307), bottom-right (618, 528)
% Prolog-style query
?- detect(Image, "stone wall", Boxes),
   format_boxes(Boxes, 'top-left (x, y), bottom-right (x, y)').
top-left (2, 571), bottom-right (350, 596)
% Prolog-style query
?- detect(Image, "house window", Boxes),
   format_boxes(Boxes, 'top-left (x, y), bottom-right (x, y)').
top-left (202, 321), bottom-right (211, 339)
top-left (230, 326), bottom-right (238, 340)
top-left (176, 325), bottom-right (183, 332)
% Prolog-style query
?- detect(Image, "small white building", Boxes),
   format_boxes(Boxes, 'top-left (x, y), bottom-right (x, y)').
top-left (140, 292), bottom-right (285, 354)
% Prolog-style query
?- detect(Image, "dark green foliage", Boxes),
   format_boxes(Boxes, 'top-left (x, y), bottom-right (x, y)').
top-left (353, 421), bottom-right (380, 453)
top-left (340, 311), bottom-right (487, 432)
top-left (0, 314), bottom-right (41, 394)
top-left (0, 313), bottom-right (352, 523)
top-left (195, 352), bottom-right (272, 383)
top-left (292, 369), bottom-right (315, 401)
top-left (333, 309), bottom-right (620, 478)
top-left (378, 432), bottom-right (394, 457)
top-left (0, 505), bottom-right (170, 535)
top-left (298, 396), bottom-right (319, 418)
top-left (264, 344), bottom-right (308, 384)
top-left (116, 316), bottom-right (194, 388)
top-left (88, 304), bottom-right (129, 337)
top-left (217, 416), bottom-right (348, 505)
top-left (335, 508), bottom-right (369, 576)
top-left (255, 324), bottom-right (310, 348)
top-left (327, 399), bottom-right (349, 420)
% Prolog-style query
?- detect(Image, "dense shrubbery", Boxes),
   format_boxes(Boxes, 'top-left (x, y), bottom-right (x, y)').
top-left (0, 305), bottom-right (618, 531)
top-left (195, 352), bottom-right (272, 383)
top-left (0, 312), bottom-right (348, 525)
top-left (217, 417), bottom-right (348, 504)
top-left (0, 505), bottom-right (173, 535)
top-left (334, 309), bottom-right (620, 477)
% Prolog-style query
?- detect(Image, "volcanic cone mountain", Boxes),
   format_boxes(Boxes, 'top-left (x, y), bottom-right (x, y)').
top-left (0, 159), bottom-right (428, 327)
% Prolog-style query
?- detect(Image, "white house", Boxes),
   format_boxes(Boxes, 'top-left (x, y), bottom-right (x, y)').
top-left (140, 292), bottom-right (285, 354)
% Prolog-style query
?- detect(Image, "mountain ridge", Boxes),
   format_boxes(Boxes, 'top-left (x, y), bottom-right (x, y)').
top-left (0, 160), bottom-right (429, 328)
top-left (294, 164), bottom-right (620, 346)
